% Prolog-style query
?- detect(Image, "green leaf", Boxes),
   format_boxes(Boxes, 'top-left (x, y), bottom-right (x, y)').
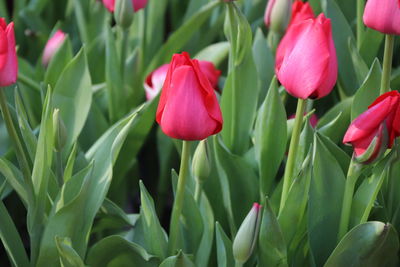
top-left (0, 158), bottom-right (28, 205)
top-left (259, 198), bottom-right (288, 267)
top-left (351, 59), bottom-right (382, 120)
top-left (215, 222), bottom-right (235, 267)
top-left (348, 38), bottom-right (368, 84)
top-left (52, 48), bottom-right (92, 151)
top-left (159, 251), bottom-right (196, 267)
top-left (55, 237), bottom-right (85, 267)
top-left (316, 132), bottom-right (350, 174)
top-left (360, 28), bottom-right (384, 66)
top-left (36, 112), bottom-right (136, 266)
top-left (86, 236), bottom-right (159, 267)
top-left (139, 180), bottom-right (168, 260)
top-left (194, 42), bottom-right (230, 66)
top-left (324, 222), bottom-right (399, 267)
top-left (0, 201), bottom-right (30, 267)
top-left (255, 77), bottom-right (287, 197)
top-left (308, 133), bottom-right (345, 266)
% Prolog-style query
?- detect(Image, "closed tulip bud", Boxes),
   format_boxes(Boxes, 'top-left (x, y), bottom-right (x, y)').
top-left (114, 0), bottom-right (134, 28)
top-left (289, 0), bottom-right (314, 27)
top-left (233, 203), bottom-right (262, 264)
top-left (145, 61), bottom-right (221, 101)
top-left (344, 91), bottom-right (400, 164)
top-left (102, 0), bottom-right (148, 13)
top-left (53, 109), bottom-right (67, 152)
top-left (192, 139), bottom-right (211, 182)
top-left (276, 14), bottom-right (337, 99)
top-left (264, 0), bottom-right (291, 34)
top-left (363, 0), bottom-right (400, 35)
top-left (42, 30), bottom-right (67, 66)
top-left (0, 18), bottom-right (17, 87)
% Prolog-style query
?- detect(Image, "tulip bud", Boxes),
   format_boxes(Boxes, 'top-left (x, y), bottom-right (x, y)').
top-left (363, 0), bottom-right (400, 35)
top-left (233, 203), bottom-right (262, 264)
top-left (53, 109), bottom-right (67, 152)
top-left (42, 30), bottom-right (67, 67)
top-left (192, 139), bottom-right (211, 182)
top-left (264, 0), bottom-right (291, 34)
top-left (114, 0), bottom-right (134, 29)
top-left (0, 18), bottom-right (17, 87)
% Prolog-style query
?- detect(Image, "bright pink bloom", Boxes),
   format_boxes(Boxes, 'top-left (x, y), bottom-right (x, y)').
top-left (144, 60), bottom-right (221, 101)
top-left (289, 113), bottom-right (318, 128)
top-left (363, 0), bottom-right (400, 35)
top-left (156, 52), bottom-right (223, 141)
top-left (0, 18), bottom-right (17, 87)
top-left (276, 14), bottom-right (337, 99)
top-left (343, 91), bottom-right (400, 163)
top-left (102, 0), bottom-right (148, 12)
top-left (42, 30), bottom-right (67, 66)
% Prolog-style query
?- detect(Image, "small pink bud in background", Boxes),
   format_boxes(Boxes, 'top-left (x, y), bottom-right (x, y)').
top-left (42, 30), bottom-right (67, 66)
top-left (102, 0), bottom-right (147, 13)
top-left (0, 18), bottom-right (18, 87)
top-left (363, 0), bottom-right (400, 35)
top-left (264, 0), bottom-right (291, 34)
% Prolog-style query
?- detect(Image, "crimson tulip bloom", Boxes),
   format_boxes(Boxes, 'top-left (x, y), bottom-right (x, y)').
top-left (42, 30), bottom-right (67, 66)
top-left (144, 60), bottom-right (221, 101)
top-left (156, 52), bottom-right (223, 141)
top-left (363, 0), bottom-right (400, 35)
top-left (276, 14), bottom-right (337, 99)
top-left (102, 0), bottom-right (147, 12)
top-left (343, 91), bottom-right (400, 163)
top-left (0, 18), bottom-right (17, 87)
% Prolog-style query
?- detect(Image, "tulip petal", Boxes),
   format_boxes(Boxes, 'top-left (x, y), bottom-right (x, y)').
top-left (363, 0), bottom-right (400, 35)
top-left (0, 22), bottom-right (17, 87)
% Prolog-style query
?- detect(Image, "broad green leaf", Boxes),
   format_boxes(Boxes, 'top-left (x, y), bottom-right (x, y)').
top-left (86, 236), bottom-right (159, 267)
top-left (308, 133), bottom-right (345, 266)
top-left (139, 180), bottom-right (168, 260)
top-left (159, 251), bottom-right (196, 267)
top-left (0, 201), bottom-right (30, 267)
top-left (215, 222), bottom-right (235, 267)
top-left (255, 77), bottom-right (287, 197)
top-left (195, 42), bottom-right (230, 66)
top-left (259, 198), bottom-right (288, 267)
top-left (0, 158), bottom-right (27, 205)
top-left (351, 59), bottom-right (382, 120)
top-left (360, 28), bottom-right (384, 66)
top-left (55, 237), bottom-right (85, 267)
top-left (52, 48), bottom-right (92, 151)
top-left (325, 222), bottom-right (399, 267)
top-left (316, 133), bottom-right (350, 174)
top-left (36, 112), bottom-right (136, 266)
top-left (213, 136), bottom-right (258, 229)
top-left (348, 38), bottom-right (368, 84)
top-left (145, 0), bottom-right (168, 64)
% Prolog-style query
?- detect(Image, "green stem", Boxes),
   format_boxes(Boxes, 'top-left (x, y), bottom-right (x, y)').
top-left (234, 260), bottom-right (243, 267)
top-left (56, 151), bottom-right (64, 186)
top-left (338, 159), bottom-right (362, 241)
top-left (194, 180), bottom-right (202, 203)
top-left (0, 88), bottom-right (33, 200)
top-left (279, 98), bottom-right (306, 213)
top-left (17, 73), bottom-right (41, 92)
top-left (120, 28), bottom-right (129, 82)
top-left (168, 141), bottom-right (191, 255)
top-left (356, 0), bottom-right (364, 50)
top-left (380, 35), bottom-right (395, 94)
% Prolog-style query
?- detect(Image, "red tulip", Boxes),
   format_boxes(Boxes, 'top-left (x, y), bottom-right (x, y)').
top-left (144, 60), bottom-right (221, 101)
top-left (363, 0), bottom-right (400, 35)
top-left (343, 91), bottom-right (400, 163)
top-left (0, 18), bottom-right (17, 87)
top-left (42, 30), bottom-right (67, 66)
top-left (276, 14), bottom-right (337, 99)
top-left (102, 0), bottom-right (147, 12)
top-left (156, 52), bottom-right (223, 141)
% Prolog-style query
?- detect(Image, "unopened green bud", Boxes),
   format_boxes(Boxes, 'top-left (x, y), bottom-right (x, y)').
top-left (192, 139), bottom-right (211, 182)
top-left (233, 203), bottom-right (262, 264)
top-left (264, 0), bottom-right (291, 34)
top-left (114, 0), bottom-right (134, 29)
top-left (53, 109), bottom-right (67, 152)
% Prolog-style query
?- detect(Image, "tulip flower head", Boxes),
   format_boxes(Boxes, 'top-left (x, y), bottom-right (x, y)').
top-left (102, 0), bottom-right (147, 12)
top-left (289, 0), bottom-right (314, 27)
top-left (156, 52), bottom-right (223, 141)
top-left (233, 203), bottom-right (262, 264)
top-left (0, 18), bottom-right (17, 87)
top-left (363, 0), bottom-right (400, 35)
top-left (145, 60), bottom-right (221, 101)
top-left (42, 30), bottom-right (67, 66)
top-left (276, 14), bottom-right (338, 99)
top-left (343, 91), bottom-right (400, 163)
top-left (264, 0), bottom-right (292, 34)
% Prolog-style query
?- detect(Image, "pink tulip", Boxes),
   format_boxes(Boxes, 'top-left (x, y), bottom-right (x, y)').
top-left (144, 60), bottom-right (221, 101)
top-left (0, 18), bottom-right (17, 87)
top-left (276, 14), bottom-right (338, 99)
top-left (102, 0), bottom-right (148, 12)
top-left (42, 30), bottom-right (67, 66)
top-left (363, 0), bottom-right (400, 35)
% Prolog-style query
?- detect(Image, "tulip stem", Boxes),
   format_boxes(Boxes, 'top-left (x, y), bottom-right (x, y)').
top-left (0, 87), bottom-right (33, 200)
top-left (356, 0), bottom-right (364, 50)
top-left (380, 34), bottom-right (395, 94)
top-left (279, 98), bottom-right (306, 214)
top-left (120, 28), bottom-right (129, 81)
top-left (168, 141), bottom-right (191, 255)
top-left (194, 180), bottom-right (202, 204)
top-left (338, 158), bottom-right (362, 241)
top-left (235, 261), bottom-right (243, 267)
